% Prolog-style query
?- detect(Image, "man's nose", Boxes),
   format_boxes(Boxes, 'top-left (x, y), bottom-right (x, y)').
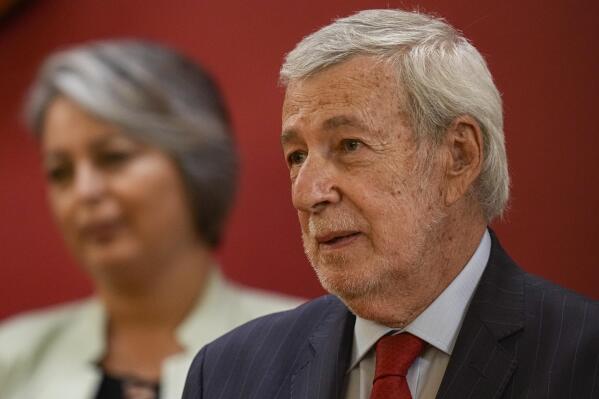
top-left (72, 163), bottom-right (106, 203)
top-left (292, 155), bottom-right (340, 213)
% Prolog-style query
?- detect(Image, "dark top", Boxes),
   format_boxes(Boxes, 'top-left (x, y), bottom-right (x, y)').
top-left (95, 372), bottom-right (160, 399)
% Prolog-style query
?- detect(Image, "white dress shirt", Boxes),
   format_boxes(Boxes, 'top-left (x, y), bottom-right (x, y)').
top-left (345, 230), bottom-right (491, 399)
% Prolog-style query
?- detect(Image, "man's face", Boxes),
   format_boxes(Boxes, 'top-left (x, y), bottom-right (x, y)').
top-left (281, 56), bottom-right (448, 325)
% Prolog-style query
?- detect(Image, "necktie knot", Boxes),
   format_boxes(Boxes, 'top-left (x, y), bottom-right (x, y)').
top-left (370, 333), bottom-right (424, 398)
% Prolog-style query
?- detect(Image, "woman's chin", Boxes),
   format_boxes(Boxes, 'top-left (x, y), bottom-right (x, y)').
top-left (78, 244), bottom-right (142, 280)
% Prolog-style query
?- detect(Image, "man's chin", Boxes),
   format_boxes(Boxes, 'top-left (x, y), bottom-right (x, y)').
top-left (313, 261), bottom-right (369, 294)
top-left (315, 268), bottom-right (379, 307)
top-left (339, 293), bottom-right (414, 328)
top-left (314, 269), bottom-right (415, 328)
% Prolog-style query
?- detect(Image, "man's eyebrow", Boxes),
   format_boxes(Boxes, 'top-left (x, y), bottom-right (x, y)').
top-left (322, 115), bottom-right (367, 131)
top-left (281, 115), bottom-right (367, 145)
top-left (281, 129), bottom-right (298, 145)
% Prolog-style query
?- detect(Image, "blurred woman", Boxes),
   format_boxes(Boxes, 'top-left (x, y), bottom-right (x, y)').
top-left (0, 40), bottom-right (301, 399)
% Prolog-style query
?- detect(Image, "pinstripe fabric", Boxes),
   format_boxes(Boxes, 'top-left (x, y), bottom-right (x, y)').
top-left (182, 296), bottom-right (355, 399)
top-left (436, 232), bottom-right (599, 399)
top-left (183, 232), bottom-right (599, 398)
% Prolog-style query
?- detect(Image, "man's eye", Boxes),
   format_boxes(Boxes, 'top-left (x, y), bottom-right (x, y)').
top-left (341, 139), bottom-right (362, 152)
top-left (287, 151), bottom-right (307, 166)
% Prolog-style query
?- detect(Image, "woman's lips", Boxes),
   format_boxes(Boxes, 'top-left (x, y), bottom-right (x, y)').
top-left (79, 220), bottom-right (123, 243)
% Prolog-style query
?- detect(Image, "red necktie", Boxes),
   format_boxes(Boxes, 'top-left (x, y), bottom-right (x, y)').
top-left (370, 333), bottom-right (425, 399)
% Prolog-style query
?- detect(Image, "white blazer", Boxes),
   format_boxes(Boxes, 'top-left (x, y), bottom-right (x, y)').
top-left (0, 269), bottom-right (303, 399)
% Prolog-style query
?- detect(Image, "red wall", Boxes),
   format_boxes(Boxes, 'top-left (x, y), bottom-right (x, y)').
top-left (1, 0), bottom-right (598, 320)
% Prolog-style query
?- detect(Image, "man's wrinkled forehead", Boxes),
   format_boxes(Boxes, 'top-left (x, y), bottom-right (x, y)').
top-left (281, 56), bottom-right (407, 136)
top-left (283, 57), bottom-right (396, 107)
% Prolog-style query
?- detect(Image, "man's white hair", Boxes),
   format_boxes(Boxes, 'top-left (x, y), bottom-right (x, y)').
top-left (280, 9), bottom-right (509, 221)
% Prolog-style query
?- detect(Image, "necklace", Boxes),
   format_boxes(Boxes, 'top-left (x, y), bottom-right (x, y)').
top-left (122, 376), bottom-right (159, 399)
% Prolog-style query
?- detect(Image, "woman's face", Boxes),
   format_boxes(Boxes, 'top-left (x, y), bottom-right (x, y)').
top-left (41, 96), bottom-right (201, 280)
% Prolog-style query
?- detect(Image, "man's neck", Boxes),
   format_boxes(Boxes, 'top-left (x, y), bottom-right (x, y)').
top-left (347, 203), bottom-right (487, 328)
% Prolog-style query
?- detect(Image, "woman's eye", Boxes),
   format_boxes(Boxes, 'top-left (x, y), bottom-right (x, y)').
top-left (46, 166), bottom-right (72, 183)
top-left (287, 151), bottom-right (307, 166)
top-left (341, 139), bottom-right (362, 152)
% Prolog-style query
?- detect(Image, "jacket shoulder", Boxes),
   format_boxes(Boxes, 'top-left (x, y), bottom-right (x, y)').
top-left (0, 299), bottom-right (95, 355)
top-left (512, 266), bottom-right (599, 395)
top-left (488, 233), bottom-right (598, 347)
top-left (0, 299), bottom-right (97, 392)
top-left (522, 270), bottom-right (599, 342)
top-left (183, 295), bottom-right (347, 398)
top-left (223, 281), bottom-right (305, 322)
top-left (207, 294), bottom-right (339, 352)
top-left (485, 231), bottom-right (597, 327)
top-left (522, 269), bottom-right (598, 322)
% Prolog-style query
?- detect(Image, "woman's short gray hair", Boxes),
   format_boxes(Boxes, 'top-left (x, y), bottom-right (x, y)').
top-left (26, 40), bottom-right (237, 247)
top-left (280, 9), bottom-right (509, 221)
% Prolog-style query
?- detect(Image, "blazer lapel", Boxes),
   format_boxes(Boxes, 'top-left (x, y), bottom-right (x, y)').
top-left (436, 232), bottom-right (525, 399)
top-left (290, 297), bottom-right (355, 399)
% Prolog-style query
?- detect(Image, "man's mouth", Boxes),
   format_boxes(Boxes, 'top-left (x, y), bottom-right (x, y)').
top-left (316, 231), bottom-right (362, 248)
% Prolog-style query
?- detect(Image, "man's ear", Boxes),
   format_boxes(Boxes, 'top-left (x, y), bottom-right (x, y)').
top-left (443, 115), bottom-right (484, 206)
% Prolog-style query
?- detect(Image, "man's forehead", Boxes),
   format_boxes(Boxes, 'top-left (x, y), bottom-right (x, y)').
top-left (286, 57), bottom-right (395, 92)
top-left (281, 62), bottom-right (402, 138)
top-left (283, 57), bottom-right (400, 113)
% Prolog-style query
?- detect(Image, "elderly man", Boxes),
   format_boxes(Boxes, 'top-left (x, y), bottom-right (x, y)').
top-left (183, 9), bottom-right (598, 399)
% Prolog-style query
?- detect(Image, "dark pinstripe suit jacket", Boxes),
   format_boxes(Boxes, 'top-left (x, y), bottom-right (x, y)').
top-left (182, 234), bottom-right (599, 398)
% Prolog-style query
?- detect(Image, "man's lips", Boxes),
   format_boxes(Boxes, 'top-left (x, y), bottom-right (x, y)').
top-left (316, 231), bottom-right (362, 248)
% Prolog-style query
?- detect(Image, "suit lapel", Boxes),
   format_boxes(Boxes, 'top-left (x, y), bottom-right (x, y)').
top-left (437, 232), bottom-right (524, 399)
top-left (289, 297), bottom-right (355, 399)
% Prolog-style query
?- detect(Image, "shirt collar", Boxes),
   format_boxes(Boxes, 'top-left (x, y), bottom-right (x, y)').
top-left (349, 229), bottom-right (491, 370)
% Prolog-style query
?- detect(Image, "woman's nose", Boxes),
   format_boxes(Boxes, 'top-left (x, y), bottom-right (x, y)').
top-left (72, 163), bottom-right (106, 203)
